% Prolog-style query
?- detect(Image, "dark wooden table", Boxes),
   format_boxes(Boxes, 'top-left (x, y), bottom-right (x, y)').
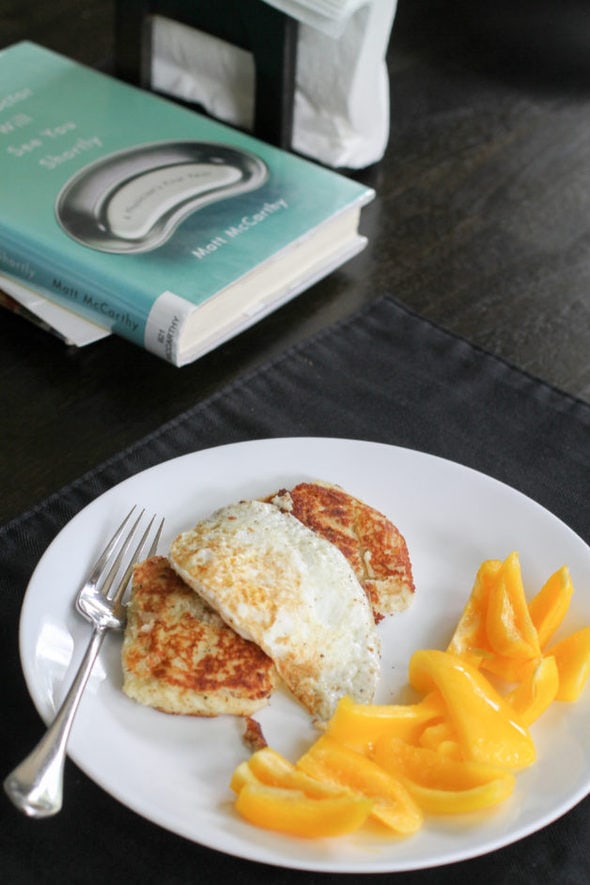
top-left (1, 0), bottom-right (589, 527)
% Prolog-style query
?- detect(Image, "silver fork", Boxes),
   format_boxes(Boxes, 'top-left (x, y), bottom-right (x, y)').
top-left (4, 506), bottom-right (164, 818)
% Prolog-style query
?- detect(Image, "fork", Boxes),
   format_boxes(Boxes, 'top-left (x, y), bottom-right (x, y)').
top-left (3, 506), bottom-right (164, 818)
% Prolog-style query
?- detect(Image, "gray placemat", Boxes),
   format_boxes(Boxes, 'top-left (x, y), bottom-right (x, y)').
top-left (3, 295), bottom-right (589, 884)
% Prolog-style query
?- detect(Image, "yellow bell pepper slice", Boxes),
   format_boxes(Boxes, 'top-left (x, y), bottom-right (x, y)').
top-left (244, 747), bottom-right (351, 798)
top-left (504, 655), bottom-right (559, 725)
top-left (373, 736), bottom-right (515, 814)
top-left (235, 784), bottom-right (373, 838)
top-left (418, 721), bottom-right (462, 760)
top-left (546, 627), bottom-right (590, 701)
top-left (528, 565), bottom-right (574, 649)
top-left (296, 734), bottom-right (423, 834)
top-left (485, 552), bottom-right (541, 661)
top-left (479, 653), bottom-right (539, 685)
top-left (447, 559), bottom-right (502, 664)
top-left (230, 760), bottom-right (262, 794)
top-left (325, 692), bottom-right (446, 754)
top-left (409, 649), bottom-right (536, 769)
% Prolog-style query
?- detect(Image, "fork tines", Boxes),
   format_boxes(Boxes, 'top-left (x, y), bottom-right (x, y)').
top-left (76, 507), bottom-right (164, 624)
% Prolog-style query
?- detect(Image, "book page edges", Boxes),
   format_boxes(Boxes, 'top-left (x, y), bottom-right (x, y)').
top-left (146, 205), bottom-right (365, 366)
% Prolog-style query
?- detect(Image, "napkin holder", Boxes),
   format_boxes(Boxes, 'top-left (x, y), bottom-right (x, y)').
top-left (114, 0), bottom-right (398, 169)
top-left (114, 0), bottom-right (298, 149)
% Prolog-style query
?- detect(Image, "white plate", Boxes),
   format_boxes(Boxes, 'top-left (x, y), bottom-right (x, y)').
top-left (19, 438), bottom-right (590, 873)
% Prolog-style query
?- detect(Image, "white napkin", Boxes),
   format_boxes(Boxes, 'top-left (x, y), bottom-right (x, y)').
top-left (263, 0), bottom-right (374, 37)
top-left (151, 0), bottom-right (398, 169)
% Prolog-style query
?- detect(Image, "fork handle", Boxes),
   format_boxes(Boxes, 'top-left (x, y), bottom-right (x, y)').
top-left (4, 627), bottom-right (106, 817)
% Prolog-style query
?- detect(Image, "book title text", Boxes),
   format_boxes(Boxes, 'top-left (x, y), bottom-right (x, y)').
top-left (0, 90), bottom-right (102, 169)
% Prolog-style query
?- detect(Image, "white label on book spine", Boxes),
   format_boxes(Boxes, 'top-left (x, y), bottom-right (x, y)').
top-left (144, 291), bottom-right (195, 364)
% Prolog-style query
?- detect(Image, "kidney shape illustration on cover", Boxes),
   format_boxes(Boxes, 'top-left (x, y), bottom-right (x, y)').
top-left (55, 140), bottom-right (269, 254)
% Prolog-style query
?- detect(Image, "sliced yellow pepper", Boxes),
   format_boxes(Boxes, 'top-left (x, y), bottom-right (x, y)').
top-left (485, 552), bottom-right (541, 661)
top-left (528, 565), bottom-right (574, 649)
top-left (504, 655), bottom-right (559, 725)
top-left (232, 747), bottom-right (352, 798)
top-left (447, 559), bottom-right (502, 664)
top-left (296, 734), bottom-right (423, 834)
top-left (325, 692), bottom-right (446, 754)
top-left (230, 760), bottom-right (262, 793)
top-left (235, 784), bottom-right (373, 838)
top-left (230, 555), bottom-right (588, 842)
top-left (409, 649), bottom-right (536, 769)
top-left (372, 736), bottom-right (515, 814)
top-left (479, 653), bottom-right (539, 685)
top-left (546, 626), bottom-right (590, 701)
top-left (418, 721), bottom-right (462, 760)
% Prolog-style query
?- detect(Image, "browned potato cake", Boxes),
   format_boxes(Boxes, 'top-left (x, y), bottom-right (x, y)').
top-left (122, 556), bottom-right (276, 716)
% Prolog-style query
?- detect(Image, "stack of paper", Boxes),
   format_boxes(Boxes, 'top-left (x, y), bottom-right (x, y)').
top-left (0, 273), bottom-right (109, 347)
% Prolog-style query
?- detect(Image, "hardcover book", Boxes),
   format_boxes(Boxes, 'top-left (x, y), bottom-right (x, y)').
top-left (0, 42), bottom-right (374, 366)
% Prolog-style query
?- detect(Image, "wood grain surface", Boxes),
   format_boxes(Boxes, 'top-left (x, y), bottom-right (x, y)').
top-left (1, 0), bottom-right (589, 524)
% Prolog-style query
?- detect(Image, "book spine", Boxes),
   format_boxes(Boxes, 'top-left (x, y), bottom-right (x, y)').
top-left (0, 231), bottom-right (186, 364)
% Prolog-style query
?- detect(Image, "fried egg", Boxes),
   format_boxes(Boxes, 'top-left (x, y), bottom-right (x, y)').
top-left (169, 500), bottom-right (381, 722)
top-left (267, 480), bottom-right (415, 622)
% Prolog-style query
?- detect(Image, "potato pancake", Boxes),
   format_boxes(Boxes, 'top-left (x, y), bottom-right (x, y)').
top-left (122, 556), bottom-right (276, 716)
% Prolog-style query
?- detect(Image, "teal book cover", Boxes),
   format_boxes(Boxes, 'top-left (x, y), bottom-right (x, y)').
top-left (0, 42), bottom-right (374, 365)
